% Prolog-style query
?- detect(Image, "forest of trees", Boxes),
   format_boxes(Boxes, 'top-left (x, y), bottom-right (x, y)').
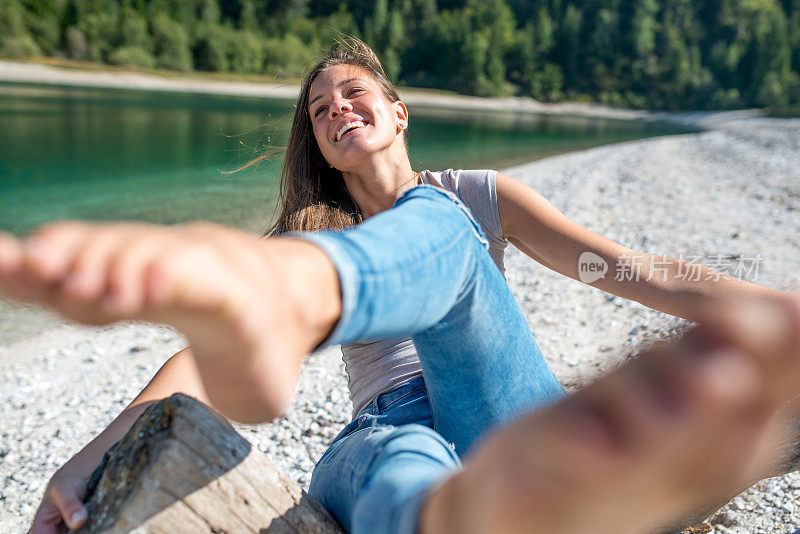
top-left (1, 0), bottom-right (799, 115)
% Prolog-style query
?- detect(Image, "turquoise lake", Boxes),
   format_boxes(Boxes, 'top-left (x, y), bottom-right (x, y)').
top-left (0, 83), bottom-right (689, 236)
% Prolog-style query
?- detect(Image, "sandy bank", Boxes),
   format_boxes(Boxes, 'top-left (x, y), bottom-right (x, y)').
top-left (0, 58), bottom-right (710, 125)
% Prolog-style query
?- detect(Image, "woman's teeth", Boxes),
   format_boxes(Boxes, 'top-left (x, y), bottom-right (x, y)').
top-left (336, 120), bottom-right (366, 142)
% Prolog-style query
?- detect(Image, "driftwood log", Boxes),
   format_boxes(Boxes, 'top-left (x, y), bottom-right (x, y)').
top-left (76, 393), bottom-right (344, 533)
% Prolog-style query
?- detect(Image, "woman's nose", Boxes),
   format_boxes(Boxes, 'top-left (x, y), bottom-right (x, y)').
top-left (329, 99), bottom-right (352, 118)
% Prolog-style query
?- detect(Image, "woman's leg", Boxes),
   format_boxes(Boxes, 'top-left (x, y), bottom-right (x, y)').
top-left (313, 423), bottom-right (457, 534)
top-left (309, 378), bottom-right (461, 534)
top-left (296, 185), bottom-right (564, 456)
top-left (411, 251), bottom-right (564, 456)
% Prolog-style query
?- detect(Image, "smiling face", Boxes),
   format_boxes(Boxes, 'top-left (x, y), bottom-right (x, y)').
top-left (307, 64), bottom-right (408, 171)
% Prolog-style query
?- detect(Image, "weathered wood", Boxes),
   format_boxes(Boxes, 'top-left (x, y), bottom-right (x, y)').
top-left (78, 393), bottom-right (344, 533)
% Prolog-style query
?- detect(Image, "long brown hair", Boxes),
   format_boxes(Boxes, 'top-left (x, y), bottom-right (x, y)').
top-left (264, 36), bottom-right (407, 235)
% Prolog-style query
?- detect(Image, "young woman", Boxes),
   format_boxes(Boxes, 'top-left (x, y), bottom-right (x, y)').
top-left (4, 38), bottom-right (796, 534)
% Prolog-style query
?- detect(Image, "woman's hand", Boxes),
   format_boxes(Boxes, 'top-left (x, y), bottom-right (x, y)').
top-left (30, 467), bottom-right (89, 533)
top-left (27, 350), bottom-right (207, 534)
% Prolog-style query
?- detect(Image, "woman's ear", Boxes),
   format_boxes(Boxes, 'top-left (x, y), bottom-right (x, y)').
top-left (394, 101), bottom-right (409, 130)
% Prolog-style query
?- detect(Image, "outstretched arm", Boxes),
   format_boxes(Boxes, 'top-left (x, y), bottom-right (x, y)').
top-left (495, 172), bottom-right (787, 321)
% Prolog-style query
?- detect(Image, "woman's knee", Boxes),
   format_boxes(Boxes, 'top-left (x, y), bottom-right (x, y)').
top-left (365, 424), bottom-right (460, 470)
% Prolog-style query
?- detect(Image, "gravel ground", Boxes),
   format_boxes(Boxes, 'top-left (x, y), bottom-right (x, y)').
top-left (1, 111), bottom-right (799, 533)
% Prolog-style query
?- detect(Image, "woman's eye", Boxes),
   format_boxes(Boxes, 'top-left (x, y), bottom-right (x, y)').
top-left (312, 88), bottom-right (362, 117)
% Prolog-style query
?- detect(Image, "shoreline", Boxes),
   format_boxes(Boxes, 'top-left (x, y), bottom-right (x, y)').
top-left (0, 59), bottom-right (753, 128)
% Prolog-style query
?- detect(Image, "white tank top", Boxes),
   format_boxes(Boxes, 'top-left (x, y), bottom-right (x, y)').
top-left (341, 169), bottom-right (508, 418)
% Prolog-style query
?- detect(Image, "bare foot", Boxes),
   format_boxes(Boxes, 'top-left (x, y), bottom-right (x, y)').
top-left (420, 297), bottom-right (800, 534)
top-left (0, 222), bottom-right (341, 423)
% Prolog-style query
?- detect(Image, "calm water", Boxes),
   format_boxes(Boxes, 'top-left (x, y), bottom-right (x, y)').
top-left (0, 83), bottom-right (688, 237)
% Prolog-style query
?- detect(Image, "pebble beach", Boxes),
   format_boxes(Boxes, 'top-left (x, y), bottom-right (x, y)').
top-left (1, 106), bottom-right (799, 532)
